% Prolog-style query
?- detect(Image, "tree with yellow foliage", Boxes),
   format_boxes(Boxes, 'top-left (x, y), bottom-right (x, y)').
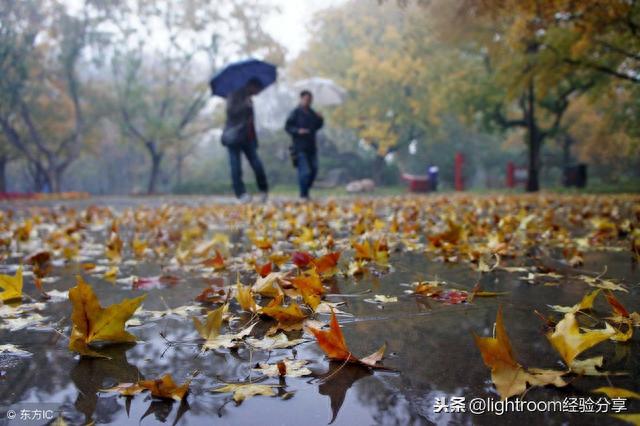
top-left (292, 1), bottom-right (432, 183)
top-left (0, 0), bottom-right (105, 192)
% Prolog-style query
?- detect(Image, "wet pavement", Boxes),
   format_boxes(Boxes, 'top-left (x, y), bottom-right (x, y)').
top-left (0, 195), bottom-right (638, 426)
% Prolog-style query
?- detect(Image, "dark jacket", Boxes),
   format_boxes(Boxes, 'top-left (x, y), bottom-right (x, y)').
top-left (224, 88), bottom-right (256, 146)
top-left (285, 106), bottom-right (324, 152)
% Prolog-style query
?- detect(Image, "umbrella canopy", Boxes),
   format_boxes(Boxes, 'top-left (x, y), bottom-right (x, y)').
top-left (210, 58), bottom-right (277, 98)
top-left (293, 77), bottom-right (346, 107)
top-left (253, 83), bottom-right (297, 131)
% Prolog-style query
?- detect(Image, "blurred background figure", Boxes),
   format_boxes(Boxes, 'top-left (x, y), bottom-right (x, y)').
top-left (212, 59), bottom-right (277, 203)
top-left (223, 79), bottom-right (269, 203)
top-left (285, 90), bottom-right (324, 200)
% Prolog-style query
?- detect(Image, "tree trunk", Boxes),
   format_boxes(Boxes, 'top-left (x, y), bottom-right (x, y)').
top-left (33, 166), bottom-right (50, 192)
top-left (146, 144), bottom-right (163, 194)
top-left (371, 155), bottom-right (385, 185)
top-left (526, 136), bottom-right (541, 192)
top-left (525, 80), bottom-right (541, 192)
top-left (49, 168), bottom-right (63, 193)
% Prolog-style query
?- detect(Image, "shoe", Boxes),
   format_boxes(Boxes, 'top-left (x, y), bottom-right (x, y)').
top-left (237, 193), bottom-right (252, 204)
top-left (258, 191), bottom-right (269, 203)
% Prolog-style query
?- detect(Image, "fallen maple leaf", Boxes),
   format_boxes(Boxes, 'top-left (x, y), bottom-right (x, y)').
top-left (0, 266), bottom-right (23, 302)
top-left (352, 239), bottom-right (389, 265)
top-left (292, 251), bottom-right (314, 268)
top-left (131, 237), bottom-right (148, 258)
top-left (548, 289), bottom-right (601, 314)
top-left (310, 310), bottom-right (385, 368)
top-left (312, 252), bottom-right (341, 276)
top-left (255, 262), bottom-right (272, 277)
top-left (366, 295), bottom-right (398, 304)
top-left (194, 286), bottom-right (225, 303)
top-left (246, 333), bottom-right (304, 350)
top-left (254, 358), bottom-right (312, 377)
top-left (605, 290), bottom-right (629, 318)
top-left (68, 275), bottom-right (146, 357)
top-left (213, 383), bottom-right (276, 403)
top-left (103, 374), bottom-right (191, 401)
top-left (474, 307), bottom-right (567, 399)
top-left (235, 281), bottom-right (257, 313)
top-left (261, 295), bottom-right (308, 325)
top-left (105, 231), bottom-right (123, 263)
top-left (593, 386), bottom-right (640, 400)
top-left (546, 311), bottom-right (615, 372)
top-left (193, 303), bottom-right (255, 350)
top-left (202, 250), bottom-right (225, 270)
top-left (192, 304), bottom-right (226, 341)
top-left (103, 266), bottom-right (118, 281)
top-left (26, 251), bottom-right (52, 278)
top-left (580, 275), bottom-right (628, 292)
top-left (101, 382), bottom-right (146, 397)
top-left (139, 374), bottom-right (191, 401)
top-left (291, 271), bottom-right (324, 310)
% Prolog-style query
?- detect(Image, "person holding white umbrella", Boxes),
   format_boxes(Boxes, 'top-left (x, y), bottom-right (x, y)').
top-left (285, 90), bottom-right (324, 200)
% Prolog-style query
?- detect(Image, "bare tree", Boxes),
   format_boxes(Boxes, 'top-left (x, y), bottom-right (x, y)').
top-left (109, 0), bottom-right (284, 194)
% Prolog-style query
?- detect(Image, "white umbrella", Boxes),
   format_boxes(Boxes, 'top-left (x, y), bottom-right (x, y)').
top-left (253, 82), bottom-right (297, 131)
top-left (293, 77), bottom-right (347, 107)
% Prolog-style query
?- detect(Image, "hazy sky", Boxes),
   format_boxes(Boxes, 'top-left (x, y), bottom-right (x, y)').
top-left (64, 0), bottom-right (347, 60)
top-left (263, 0), bottom-right (346, 59)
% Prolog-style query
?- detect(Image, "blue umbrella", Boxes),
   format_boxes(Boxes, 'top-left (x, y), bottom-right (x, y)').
top-left (210, 58), bottom-right (277, 98)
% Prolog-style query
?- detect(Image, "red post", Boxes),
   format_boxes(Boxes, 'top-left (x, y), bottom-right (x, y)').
top-left (506, 161), bottom-right (515, 188)
top-left (454, 152), bottom-right (464, 191)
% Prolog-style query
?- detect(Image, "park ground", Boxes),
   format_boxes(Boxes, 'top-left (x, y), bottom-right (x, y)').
top-left (0, 192), bottom-right (639, 425)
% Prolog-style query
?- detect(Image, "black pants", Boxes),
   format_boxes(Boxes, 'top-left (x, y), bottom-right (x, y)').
top-left (296, 148), bottom-right (318, 198)
top-left (227, 142), bottom-right (268, 197)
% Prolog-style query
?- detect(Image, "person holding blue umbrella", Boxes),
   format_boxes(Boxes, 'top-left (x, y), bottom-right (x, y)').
top-left (211, 59), bottom-right (276, 203)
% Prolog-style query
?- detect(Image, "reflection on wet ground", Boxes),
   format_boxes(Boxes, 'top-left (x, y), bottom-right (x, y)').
top-left (0, 197), bottom-right (639, 426)
top-left (0, 251), bottom-right (637, 426)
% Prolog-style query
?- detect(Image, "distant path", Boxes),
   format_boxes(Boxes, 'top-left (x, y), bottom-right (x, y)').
top-left (0, 195), bottom-right (241, 211)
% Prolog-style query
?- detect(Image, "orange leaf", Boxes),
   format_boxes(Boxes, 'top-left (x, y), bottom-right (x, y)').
top-left (310, 310), bottom-right (352, 361)
top-left (310, 310), bottom-right (386, 368)
top-left (312, 252), bottom-right (341, 275)
top-left (255, 262), bottom-right (272, 277)
top-left (203, 250), bottom-right (225, 270)
top-left (261, 296), bottom-right (307, 325)
top-left (138, 374), bottom-right (190, 401)
top-left (605, 291), bottom-right (629, 318)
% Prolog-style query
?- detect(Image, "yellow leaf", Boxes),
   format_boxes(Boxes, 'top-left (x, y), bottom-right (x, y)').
top-left (593, 387), bottom-right (640, 400)
top-left (103, 266), bottom-right (119, 281)
top-left (213, 383), bottom-right (275, 403)
top-left (0, 266), bottom-right (23, 302)
top-left (548, 289), bottom-right (601, 314)
top-left (546, 312), bottom-right (615, 366)
top-left (261, 296), bottom-right (307, 325)
top-left (236, 280), bottom-right (257, 313)
top-left (101, 382), bottom-right (146, 396)
top-left (474, 307), bottom-right (566, 399)
top-left (192, 304), bottom-right (227, 341)
top-left (131, 238), bottom-right (148, 258)
top-left (68, 276), bottom-right (145, 357)
top-left (254, 358), bottom-right (311, 377)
